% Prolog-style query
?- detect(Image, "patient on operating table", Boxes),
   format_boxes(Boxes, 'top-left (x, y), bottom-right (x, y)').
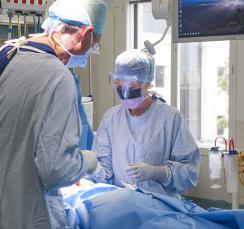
top-left (61, 179), bottom-right (243, 229)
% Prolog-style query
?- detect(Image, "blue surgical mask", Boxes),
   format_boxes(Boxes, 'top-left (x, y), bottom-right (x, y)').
top-left (66, 47), bottom-right (92, 68)
top-left (53, 36), bottom-right (92, 68)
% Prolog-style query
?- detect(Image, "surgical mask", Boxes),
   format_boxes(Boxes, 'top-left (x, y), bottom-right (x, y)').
top-left (53, 36), bottom-right (92, 68)
top-left (66, 47), bottom-right (92, 68)
top-left (121, 96), bottom-right (145, 110)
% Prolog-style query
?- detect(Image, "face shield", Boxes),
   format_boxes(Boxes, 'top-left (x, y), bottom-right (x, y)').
top-left (113, 79), bottom-right (146, 100)
top-left (113, 49), bottom-right (155, 106)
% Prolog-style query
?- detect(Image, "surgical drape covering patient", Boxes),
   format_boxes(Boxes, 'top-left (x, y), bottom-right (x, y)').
top-left (62, 180), bottom-right (244, 229)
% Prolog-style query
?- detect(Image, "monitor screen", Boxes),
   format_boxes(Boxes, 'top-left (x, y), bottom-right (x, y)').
top-left (173, 0), bottom-right (244, 42)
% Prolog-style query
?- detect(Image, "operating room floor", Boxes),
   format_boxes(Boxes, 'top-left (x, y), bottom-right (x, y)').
top-left (184, 196), bottom-right (244, 210)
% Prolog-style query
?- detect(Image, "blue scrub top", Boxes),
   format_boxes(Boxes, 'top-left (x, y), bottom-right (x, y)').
top-left (72, 72), bottom-right (94, 150)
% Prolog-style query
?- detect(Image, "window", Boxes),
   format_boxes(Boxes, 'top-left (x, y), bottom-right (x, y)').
top-left (155, 65), bottom-right (165, 88)
top-left (178, 41), bottom-right (229, 146)
top-left (131, 2), bottom-right (171, 103)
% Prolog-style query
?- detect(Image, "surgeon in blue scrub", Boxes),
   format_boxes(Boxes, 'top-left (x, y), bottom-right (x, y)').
top-left (91, 49), bottom-right (200, 197)
top-left (0, 0), bottom-right (107, 228)
top-left (71, 0), bottom-right (108, 151)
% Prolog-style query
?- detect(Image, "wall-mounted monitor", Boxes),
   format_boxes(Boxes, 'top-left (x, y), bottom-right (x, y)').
top-left (173, 0), bottom-right (244, 43)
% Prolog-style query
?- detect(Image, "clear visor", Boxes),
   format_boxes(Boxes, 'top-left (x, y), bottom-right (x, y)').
top-left (113, 79), bottom-right (145, 100)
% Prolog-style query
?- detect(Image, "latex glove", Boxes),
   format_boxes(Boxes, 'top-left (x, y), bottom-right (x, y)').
top-left (81, 150), bottom-right (98, 174)
top-left (124, 163), bottom-right (169, 182)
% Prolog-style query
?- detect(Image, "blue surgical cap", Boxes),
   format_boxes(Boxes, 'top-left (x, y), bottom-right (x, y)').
top-left (42, 0), bottom-right (91, 31)
top-left (114, 49), bottom-right (155, 84)
top-left (82, 0), bottom-right (108, 35)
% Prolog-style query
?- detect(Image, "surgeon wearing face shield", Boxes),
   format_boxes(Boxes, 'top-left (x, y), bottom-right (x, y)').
top-left (90, 49), bottom-right (200, 197)
top-left (0, 0), bottom-right (107, 228)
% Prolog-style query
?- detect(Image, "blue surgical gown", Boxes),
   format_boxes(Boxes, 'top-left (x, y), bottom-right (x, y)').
top-left (91, 100), bottom-right (200, 196)
top-left (72, 72), bottom-right (94, 150)
top-left (0, 46), bottom-right (88, 228)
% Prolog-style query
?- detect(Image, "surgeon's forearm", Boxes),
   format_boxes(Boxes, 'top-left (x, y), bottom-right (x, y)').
top-left (35, 147), bottom-right (86, 189)
top-left (89, 162), bottom-right (106, 182)
top-left (152, 165), bottom-right (171, 183)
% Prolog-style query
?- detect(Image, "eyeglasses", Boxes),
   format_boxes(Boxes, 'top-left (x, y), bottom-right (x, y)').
top-left (92, 42), bottom-right (101, 54)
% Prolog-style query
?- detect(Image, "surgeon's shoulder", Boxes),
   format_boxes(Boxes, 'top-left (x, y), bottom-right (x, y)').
top-left (43, 55), bottom-right (72, 79)
top-left (155, 100), bottom-right (183, 119)
top-left (101, 104), bottom-right (124, 123)
top-left (41, 55), bottom-right (75, 86)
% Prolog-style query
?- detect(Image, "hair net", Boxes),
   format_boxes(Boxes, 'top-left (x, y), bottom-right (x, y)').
top-left (114, 49), bottom-right (155, 84)
top-left (42, 0), bottom-right (91, 33)
top-left (82, 0), bottom-right (108, 35)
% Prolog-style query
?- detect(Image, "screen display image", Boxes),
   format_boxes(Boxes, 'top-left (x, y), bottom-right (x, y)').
top-left (178, 0), bottom-right (244, 39)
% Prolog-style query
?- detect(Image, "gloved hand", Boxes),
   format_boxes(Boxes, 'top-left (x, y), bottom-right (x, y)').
top-left (124, 163), bottom-right (169, 182)
top-left (81, 150), bottom-right (98, 174)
